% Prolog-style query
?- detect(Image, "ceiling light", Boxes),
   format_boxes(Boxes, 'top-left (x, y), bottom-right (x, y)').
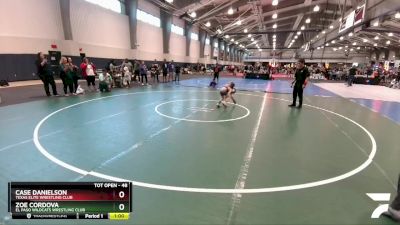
top-left (350, 48), bottom-right (354, 51)
top-left (273, 34), bottom-right (276, 38)
top-left (388, 33), bottom-right (393, 37)
top-left (374, 36), bottom-right (379, 40)
top-left (352, 42), bottom-right (357, 45)
top-left (301, 26), bottom-right (305, 30)
top-left (386, 40), bottom-right (391, 44)
top-left (305, 18), bottom-right (311, 23)
top-left (272, 13), bottom-right (278, 19)
top-left (248, 34), bottom-right (252, 37)
top-left (235, 41), bottom-right (239, 44)
top-left (230, 38), bottom-right (234, 42)
top-left (236, 20), bottom-right (242, 25)
top-left (317, 35), bottom-right (319, 38)
top-left (294, 36), bottom-right (298, 39)
top-left (244, 28), bottom-right (248, 33)
top-left (345, 45), bottom-right (348, 48)
top-left (374, 43), bottom-right (377, 46)
top-left (251, 38), bottom-right (254, 41)
top-left (348, 32), bottom-right (353, 37)
top-left (217, 29), bottom-right (222, 34)
top-left (317, 47), bottom-right (320, 50)
top-left (331, 40), bottom-right (336, 44)
top-left (396, 12), bottom-right (400, 19)
top-left (259, 49), bottom-right (262, 51)
top-left (314, 5), bottom-right (320, 12)
top-left (363, 38), bottom-right (368, 42)
top-left (205, 21), bottom-right (211, 27)
top-left (273, 24), bottom-right (277, 29)
top-left (272, 0), bottom-right (278, 6)
top-left (333, 48), bottom-right (337, 51)
top-left (225, 35), bottom-right (230, 38)
top-left (189, 11), bottom-right (196, 18)
top-left (165, 0), bottom-right (173, 3)
top-left (357, 47), bottom-right (360, 50)
top-left (329, 25), bottom-right (334, 29)
top-left (326, 43), bottom-right (329, 46)
top-left (322, 30), bottom-right (326, 34)
top-left (339, 47), bottom-right (343, 49)
top-left (340, 36), bottom-right (344, 40)
top-left (373, 21), bottom-right (379, 26)
top-left (228, 7), bottom-right (234, 15)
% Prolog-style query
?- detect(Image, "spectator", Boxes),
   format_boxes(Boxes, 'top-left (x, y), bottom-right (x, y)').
top-left (121, 58), bottom-right (133, 73)
top-left (162, 59), bottom-right (168, 83)
top-left (140, 61), bottom-right (148, 85)
top-left (151, 59), bottom-right (159, 83)
top-left (59, 57), bottom-right (74, 96)
top-left (35, 52), bottom-right (58, 97)
top-left (168, 60), bottom-right (175, 82)
top-left (133, 59), bottom-right (140, 83)
top-left (80, 57), bottom-right (97, 92)
top-left (67, 57), bottom-right (79, 94)
top-left (99, 69), bottom-right (111, 92)
top-left (175, 64), bottom-right (181, 83)
top-left (123, 66), bottom-right (132, 88)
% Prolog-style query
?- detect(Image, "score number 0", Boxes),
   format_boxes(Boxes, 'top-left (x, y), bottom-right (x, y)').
top-left (118, 191), bottom-right (125, 211)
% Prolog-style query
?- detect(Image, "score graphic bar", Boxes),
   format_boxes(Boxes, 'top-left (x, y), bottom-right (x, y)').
top-left (8, 182), bottom-right (132, 220)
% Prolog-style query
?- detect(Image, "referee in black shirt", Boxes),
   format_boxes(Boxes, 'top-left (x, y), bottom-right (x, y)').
top-left (289, 58), bottom-right (310, 108)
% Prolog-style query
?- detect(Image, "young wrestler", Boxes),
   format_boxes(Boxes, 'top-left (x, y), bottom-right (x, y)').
top-left (216, 82), bottom-right (236, 108)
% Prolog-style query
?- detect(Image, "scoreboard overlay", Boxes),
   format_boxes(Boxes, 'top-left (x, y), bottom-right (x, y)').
top-left (8, 182), bottom-right (132, 220)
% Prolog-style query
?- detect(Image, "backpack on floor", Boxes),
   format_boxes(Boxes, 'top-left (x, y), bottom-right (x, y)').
top-left (0, 80), bottom-right (9, 87)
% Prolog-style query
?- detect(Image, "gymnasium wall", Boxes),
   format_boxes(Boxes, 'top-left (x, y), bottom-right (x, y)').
top-left (69, 0), bottom-right (131, 58)
top-left (0, 0), bottom-right (241, 81)
top-left (169, 33), bottom-right (187, 62)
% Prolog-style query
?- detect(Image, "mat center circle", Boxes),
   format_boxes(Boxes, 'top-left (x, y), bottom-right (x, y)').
top-left (154, 99), bottom-right (251, 123)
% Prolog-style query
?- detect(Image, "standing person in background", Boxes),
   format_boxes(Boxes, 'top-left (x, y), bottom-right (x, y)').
top-left (80, 57), bottom-right (97, 92)
top-left (121, 58), bottom-right (133, 74)
top-left (59, 57), bottom-right (74, 96)
top-left (59, 57), bottom-right (68, 96)
top-left (174, 64), bottom-right (181, 83)
top-left (386, 175), bottom-right (400, 221)
top-left (151, 60), bottom-right (159, 83)
top-left (123, 66), bottom-right (132, 88)
top-left (133, 59), bottom-right (140, 83)
top-left (140, 61), bottom-right (148, 86)
top-left (162, 59), bottom-right (168, 83)
top-left (168, 60), bottom-right (175, 82)
top-left (67, 57), bottom-right (79, 94)
top-left (288, 58), bottom-right (310, 108)
top-left (213, 64), bottom-right (221, 83)
top-left (347, 65), bottom-right (357, 87)
top-left (36, 52), bottom-right (58, 97)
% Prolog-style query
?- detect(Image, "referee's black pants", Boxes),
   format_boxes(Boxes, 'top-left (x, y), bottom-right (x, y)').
top-left (292, 83), bottom-right (303, 106)
top-left (392, 174), bottom-right (400, 210)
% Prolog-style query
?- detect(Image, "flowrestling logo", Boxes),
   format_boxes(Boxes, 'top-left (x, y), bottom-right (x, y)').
top-left (366, 193), bottom-right (391, 218)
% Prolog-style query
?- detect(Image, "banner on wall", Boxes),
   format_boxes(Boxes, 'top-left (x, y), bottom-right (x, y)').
top-left (354, 4), bottom-right (365, 25)
top-left (384, 61), bottom-right (390, 71)
top-left (339, 10), bottom-right (355, 33)
top-left (339, 4), bottom-right (365, 33)
top-left (394, 60), bottom-right (400, 68)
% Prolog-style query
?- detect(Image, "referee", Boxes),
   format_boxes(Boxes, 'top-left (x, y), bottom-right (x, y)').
top-left (289, 58), bottom-right (310, 108)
